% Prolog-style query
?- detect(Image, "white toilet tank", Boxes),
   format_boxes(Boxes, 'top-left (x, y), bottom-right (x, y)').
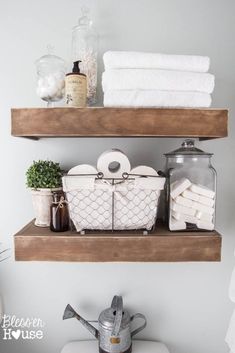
top-left (61, 340), bottom-right (170, 353)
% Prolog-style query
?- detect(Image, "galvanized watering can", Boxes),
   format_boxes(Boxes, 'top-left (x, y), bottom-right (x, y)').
top-left (63, 295), bottom-right (147, 353)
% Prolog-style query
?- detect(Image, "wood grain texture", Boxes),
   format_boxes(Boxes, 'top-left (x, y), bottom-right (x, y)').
top-left (14, 220), bottom-right (222, 262)
top-left (11, 107), bottom-right (228, 139)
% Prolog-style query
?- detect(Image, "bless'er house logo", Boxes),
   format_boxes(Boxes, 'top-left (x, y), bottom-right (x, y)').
top-left (1, 315), bottom-right (45, 340)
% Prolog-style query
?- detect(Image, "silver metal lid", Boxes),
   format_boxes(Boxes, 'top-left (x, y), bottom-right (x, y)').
top-left (98, 307), bottom-right (131, 330)
top-left (164, 139), bottom-right (213, 157)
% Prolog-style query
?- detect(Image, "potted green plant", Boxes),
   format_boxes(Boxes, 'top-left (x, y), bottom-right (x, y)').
top-left (26, 160), bottom-right (63, 227)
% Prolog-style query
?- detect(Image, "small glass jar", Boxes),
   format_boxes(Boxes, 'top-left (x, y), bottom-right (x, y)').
top-left (50, 192), bottom-right (69, 232)
top-left (164, 139), bottom-right (216, 231)
top-left (71, 7), bottom-right (98, 106)
top-left (36, 47), bottom-right (66, 107)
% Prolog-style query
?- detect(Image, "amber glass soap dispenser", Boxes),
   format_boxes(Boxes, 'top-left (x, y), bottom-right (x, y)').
top-left (65, 60), bottom-right (87, 107)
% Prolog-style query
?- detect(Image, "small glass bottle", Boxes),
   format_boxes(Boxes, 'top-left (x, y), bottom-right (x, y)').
top-left (71, 7), bottom-right (98, 106)
top-left (50, 192), bottom-right (69, 232)
top-left (164, 139), bottom-right (216, 232)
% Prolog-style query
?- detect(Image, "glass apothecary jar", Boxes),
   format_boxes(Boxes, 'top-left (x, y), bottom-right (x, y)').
top-left (164, 139), bottom-right (216, 231)
top-left (71, 7), bottom-right (98, 106)
top-left (36, 47), bottom-right (66, 107)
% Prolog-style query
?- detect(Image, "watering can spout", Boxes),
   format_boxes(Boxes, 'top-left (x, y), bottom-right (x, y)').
top-left (63, 304), bottom-right (99, 339)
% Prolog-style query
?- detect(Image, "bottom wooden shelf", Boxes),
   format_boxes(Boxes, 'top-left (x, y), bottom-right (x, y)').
top-left (14, 220), bottom-right (221, 262)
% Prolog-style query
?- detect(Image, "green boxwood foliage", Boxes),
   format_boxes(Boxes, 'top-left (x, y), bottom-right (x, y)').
top-left (26, 160), bottom-right (62, 189)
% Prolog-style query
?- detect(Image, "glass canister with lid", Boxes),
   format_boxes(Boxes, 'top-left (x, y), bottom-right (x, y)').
top-left (36, 46), bottom-right (66, 107)
top-left (164, 139), bottom-right (216, 231)
top-left (71, 7), bottom-right (98, 106)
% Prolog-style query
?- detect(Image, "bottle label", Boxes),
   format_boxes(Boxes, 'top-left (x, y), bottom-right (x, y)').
top-left (65, 75), bottom-right (87, 107)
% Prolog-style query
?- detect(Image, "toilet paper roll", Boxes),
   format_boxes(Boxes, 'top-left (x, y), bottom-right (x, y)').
top-left (68, 164), bottom-right (98, 175)
top-left (63, 176), bottom-right (95, 192)
top-left (131, 166), bottom-right (165, 190)
top-left (97, 149), bottom-right (131, 178)
top-left (130, 165), bottom-right (158, 176)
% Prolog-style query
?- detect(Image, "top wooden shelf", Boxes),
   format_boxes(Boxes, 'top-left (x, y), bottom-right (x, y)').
top-left (11, 107), bottom-right (228, 140)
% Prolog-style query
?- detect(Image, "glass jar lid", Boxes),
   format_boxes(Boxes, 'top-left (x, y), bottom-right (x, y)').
top-left (73, 7), bottom-right (93, 31)
top-left (35, 45), bottom-right (66, 70)
top-left (164, 139), bottom-right (213, 157)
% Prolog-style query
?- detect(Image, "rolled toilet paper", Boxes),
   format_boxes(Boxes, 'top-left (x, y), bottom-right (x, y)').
top-left (68, 164), bottom-right (98, 175)
top-left (134, 178), bottom-right (165, 190)
top-left (97, 149), bottom-right (131, 178)
top-left (131, 166), bottom-right (165, 189)
top-left (130, 165), bottom-right (158, 176)
top-left (63, 176), bottom-right (95, 192)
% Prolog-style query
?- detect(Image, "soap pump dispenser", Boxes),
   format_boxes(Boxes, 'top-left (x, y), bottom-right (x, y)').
top-left (65, 60), bottom-right (87, 107)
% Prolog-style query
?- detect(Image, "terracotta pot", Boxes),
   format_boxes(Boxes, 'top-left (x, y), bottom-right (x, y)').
top-left (31, 188), bottom-right (62, 227)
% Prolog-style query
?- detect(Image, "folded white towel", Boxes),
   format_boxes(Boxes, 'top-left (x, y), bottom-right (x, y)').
top-left (102, 69), bottom-right (215, 94)
top-left (103, 51), bottom-right (210, 73)
top-left (103, 90), bottom-right (211, 108)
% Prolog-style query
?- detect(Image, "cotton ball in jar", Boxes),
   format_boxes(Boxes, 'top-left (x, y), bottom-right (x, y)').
top-left (36, 72), bottom-right (65, 102)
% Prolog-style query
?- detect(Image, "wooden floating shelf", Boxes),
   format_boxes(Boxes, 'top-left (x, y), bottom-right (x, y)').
top-left (11, 107), bottom-right (228, 140)
top-left (14, 220), bottom-right (222, 262)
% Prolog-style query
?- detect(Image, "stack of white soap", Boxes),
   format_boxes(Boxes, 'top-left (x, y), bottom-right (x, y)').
top-left (170, 178), bottom-right (215, 231)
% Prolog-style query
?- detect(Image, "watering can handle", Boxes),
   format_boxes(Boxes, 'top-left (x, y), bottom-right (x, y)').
top-left (130, 313), bottom-right (147, 337)
top-left (111, 295), bottom-right (123, 337)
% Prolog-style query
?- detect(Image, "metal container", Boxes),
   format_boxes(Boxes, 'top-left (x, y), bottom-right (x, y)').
top-left (63, 173), bottom-right (165, 234)
top-left (63, 295), bottom-right (147, 353)
top-left (98, 296), bottom-right (146, 353)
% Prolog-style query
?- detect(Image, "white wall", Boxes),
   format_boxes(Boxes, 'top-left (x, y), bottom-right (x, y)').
top-left (0, 0), bottom-right (234, 352)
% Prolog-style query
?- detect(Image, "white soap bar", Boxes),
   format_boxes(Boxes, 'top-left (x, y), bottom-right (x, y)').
top-left (175, 195), bottom-right (193, 207)
top-left (198, 195), bottom-right (215, 207)
top-left (190, 184), bottom-right (215, 199)
top-left (191, 201), bottom-right (214, 215)
top-left (171, 201), bottom-right (196, 216)
top-left (172, 211), bottom-right (197, 224)
top-left (182, 189), bottom-right (200, 202)
top-left (196, 211), bottom-right (213, 222)
top-left (170, 217), bottom-right (186, 231)
top-left (170, 178), bottom-right (191, 199)
top-left (197, 220), bottom-right (214, 231)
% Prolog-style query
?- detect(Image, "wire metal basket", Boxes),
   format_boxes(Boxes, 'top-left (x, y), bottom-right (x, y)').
top-left (62, 173), bottom-right (165, 234)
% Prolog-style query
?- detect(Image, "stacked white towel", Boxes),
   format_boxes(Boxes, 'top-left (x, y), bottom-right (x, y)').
top-left (102, 51), bottom-right (215, 108)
